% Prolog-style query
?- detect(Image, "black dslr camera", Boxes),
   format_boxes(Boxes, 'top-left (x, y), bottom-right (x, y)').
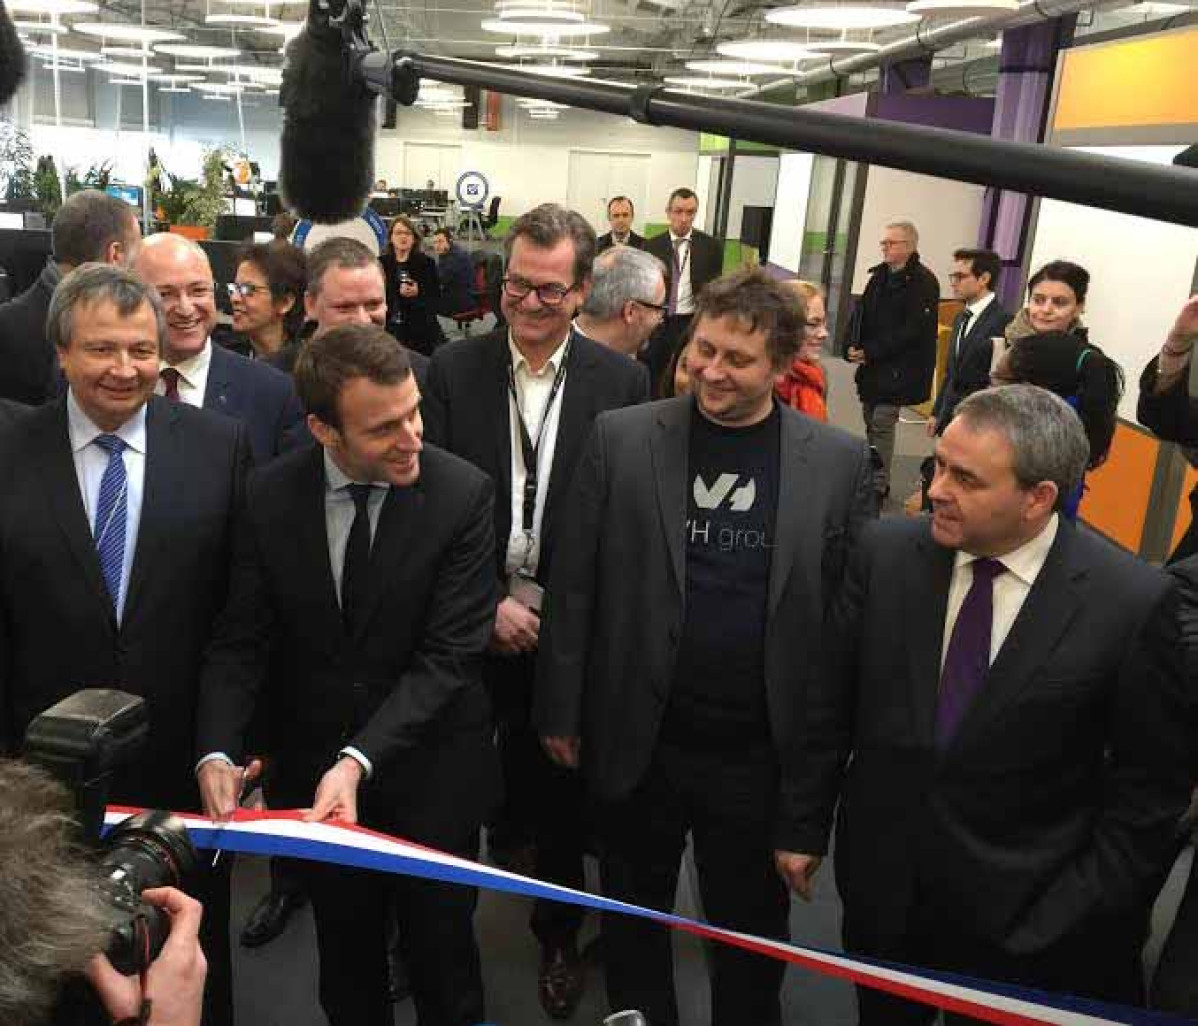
top-left (23, 689), bottom-right (200, 976)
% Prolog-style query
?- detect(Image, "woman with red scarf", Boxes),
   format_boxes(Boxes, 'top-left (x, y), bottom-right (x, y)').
top-left (775, 279), bottom-right (830, 421)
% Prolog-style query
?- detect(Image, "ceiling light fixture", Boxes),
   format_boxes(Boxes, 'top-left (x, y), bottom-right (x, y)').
top-left (805, 39), bottom-right (883, 54)
top-left (71, 22), bottom-right (184, 43)
top-left (204, 13), bottom-right (281, 26)
top-left (7, 0), bottom-right (97, 15)
top-left (905, 0), bottom-right (1018, 16)
top-left (91, 59), bottom-right (158, 76)
top-left (767, 4), bottom-right (918, 29)
top-left (685, 58), bottom-right (791, 75)
top-left (40, 60), bottom-right (86, 71)
top-left (15, 20), bottom-right (68, 34)
top-left (495, 44), bottom-right (597, 59)
top-left (159, 86), bottom-right (191, 92)
top-left (151, 72), bottom-right (205, 82)
top-left (716, 39), bottom-right (825, 61)
top-left (257, 20), bottom-right (303, 36)
top-left (194, 81), bottom-right (246, 94)
top-left (663, 74), bottom-right (751, 88)
top-left (28, 42), bottom-right (101, 59)
top-left (155, 43), bottom-right (241, 59)
top-left (480, 17), bottom-right (609, 35)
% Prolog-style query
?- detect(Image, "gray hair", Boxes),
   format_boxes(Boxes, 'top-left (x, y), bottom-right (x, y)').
top-left (47, 263), bottom-right (167, 352)
top-left (0, 759), bottom-right (109, 1026)
top-left (581, 247), bottom-right (667, 320)
top-left (955, 384), bottom-right (1089, 511)
top-left (885, 220), bottom-right (919, 246)
top-left (51, 189), bottom-right (139, 268)
top-left (504, 203), bottom-right (596, 286)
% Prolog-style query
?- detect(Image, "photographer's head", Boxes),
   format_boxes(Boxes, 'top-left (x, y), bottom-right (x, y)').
top-left (0, 759), bottom-right (108, 1026)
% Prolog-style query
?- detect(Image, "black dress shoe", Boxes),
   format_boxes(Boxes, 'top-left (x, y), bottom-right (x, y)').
top-left (538, 942), bottom-right (585, 1020)
top-left (239, 890), bottom-right (307, 948)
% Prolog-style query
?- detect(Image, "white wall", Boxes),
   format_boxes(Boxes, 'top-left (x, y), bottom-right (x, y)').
top-left (375, 98), bottom-right (699, 232)
top-left (1027, 145), bottom-right (1198, 420)
top-left (767, 152), bottom-right (816, 274)
top-left (725, 154), bottom-right (778, 241)
top-left (851, 167), bottom-right (987, 298)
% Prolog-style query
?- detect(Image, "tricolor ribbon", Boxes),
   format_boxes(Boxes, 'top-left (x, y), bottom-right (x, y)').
top-left (104, 806), bottom-right (1191, 1026)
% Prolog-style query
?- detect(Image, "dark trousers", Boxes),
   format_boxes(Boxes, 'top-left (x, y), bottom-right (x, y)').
top-left (642, 314), bottom-right (693, 398)
top-left (600, 741), bottom-right (788, 1026)
top-left (848, 893), bottom-right (1146, 1025)
top-left (197, 856), bottom-right (234, 1026)
top-left (300, 832), bottom-right (484, 1026)
top-left (487, 651), bottom-right (586, 948)
top-left (1152, 842), bottom-right (1198, 1014)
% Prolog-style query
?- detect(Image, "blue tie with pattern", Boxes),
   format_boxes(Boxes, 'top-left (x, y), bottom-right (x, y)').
top-left (93, 434), bottom-right (128, 613)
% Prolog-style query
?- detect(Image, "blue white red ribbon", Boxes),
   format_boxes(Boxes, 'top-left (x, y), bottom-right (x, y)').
top-left (104, 806), bottom-right (1191, 1026)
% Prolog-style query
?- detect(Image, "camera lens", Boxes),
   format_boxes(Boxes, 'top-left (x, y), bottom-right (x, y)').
top-left (98, 811), bottom-right (199, 975)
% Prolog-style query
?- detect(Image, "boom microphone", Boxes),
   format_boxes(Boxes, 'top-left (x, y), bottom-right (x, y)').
top-left (0, 0), bottom-right (29, 107)
top-left (277, 0), bottom-right (377, 224)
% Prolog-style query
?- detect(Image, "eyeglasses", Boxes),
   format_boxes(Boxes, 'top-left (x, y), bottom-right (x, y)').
top-left (502, 277), bottom-right (576, 307)
top-left (155, 282), bottom-right (217, 304)
top-left (225, 282), bottom-right (275, 298)
top-left (879, 240), bottom-right (909, 249)
top-left (633, 299), bottom-right (668, 318)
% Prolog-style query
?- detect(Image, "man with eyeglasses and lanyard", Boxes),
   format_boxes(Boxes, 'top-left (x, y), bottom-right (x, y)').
top-left (133, 232), bottom-right (307, 464)
top-left (424, 203), bottom-right (648, 1020)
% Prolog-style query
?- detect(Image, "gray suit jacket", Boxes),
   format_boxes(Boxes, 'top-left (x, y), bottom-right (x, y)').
top-left (534, 396), bottom-right (874, 847)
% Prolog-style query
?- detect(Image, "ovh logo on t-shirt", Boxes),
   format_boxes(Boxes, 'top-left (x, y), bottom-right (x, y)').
top-left (693, 473), bottom-right (757, 512)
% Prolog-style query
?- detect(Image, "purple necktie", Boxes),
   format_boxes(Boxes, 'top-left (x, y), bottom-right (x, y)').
top-left (936, 557), bottom-right (1005, 750)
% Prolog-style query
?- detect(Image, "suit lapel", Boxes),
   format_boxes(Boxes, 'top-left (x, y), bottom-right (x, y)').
top-left (907, 528), bottom-right (955, 745)
top-left (767, 409), bottom-right (817, 619)
top-left (353, 483), bottom-right (422, 642)
top-left (203, 343), bottom-right (232, 415)
top-left (650, 398), bottom-right (690, 597)
top-left (123, 399), bottom-right (183, 623)
top-left (951, 525), bottom-right (1085, 751)
top-left (34, 402), bottom-right (114, 624)
top-left (543, 332), bottom-right (593, 528)
top-left (485, 333), bottom-right (513, 514)
top-left (299, 448), bottom-right (344, 631)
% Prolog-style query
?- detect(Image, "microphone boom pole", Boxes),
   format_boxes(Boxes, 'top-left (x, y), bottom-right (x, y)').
top-left (379, 51), bottom-right (1197, 229)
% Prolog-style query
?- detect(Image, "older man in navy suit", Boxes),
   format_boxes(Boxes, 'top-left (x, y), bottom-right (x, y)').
top-left (133, 233), bottom-right (307, 462)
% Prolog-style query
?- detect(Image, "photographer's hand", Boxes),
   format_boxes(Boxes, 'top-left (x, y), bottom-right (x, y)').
top-left (87, 887), bottom-right (207, 1026)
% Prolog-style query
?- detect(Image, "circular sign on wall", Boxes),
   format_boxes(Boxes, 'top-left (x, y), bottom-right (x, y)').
top-left (456, 170), bottom-right (490, 210)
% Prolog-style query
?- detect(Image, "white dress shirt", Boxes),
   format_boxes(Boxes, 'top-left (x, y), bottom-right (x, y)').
top-left (940, 515), bottom-right (1059, 670)
top-left (505, 334), bottom-right (569, 577)
top-left (955, 291), bottom-right (997, 356)
top-left (196, 449), bottom-right (390, 782)
top-left (158, 339), bottom-right (213, 407)
top-left (670, 232), bottom-right (695, 315)
top-left (67, 390), bottom-right (147, 625)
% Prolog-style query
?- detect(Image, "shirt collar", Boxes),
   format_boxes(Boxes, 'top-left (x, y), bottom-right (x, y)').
top-left (161, 339), bottom-right (212, 389)
top-left (966, 292), bottom-right (996, 318)
top-left (669, 231), bottom-right (692, 244)
top-left (508, 333), bottom-right (571, 378)
top-left (67, 389), bottom-right (148, 455)
top-left (954, 514), bottom-right (1059, 589)
top-left (322, 449), bottom-right (390, 493)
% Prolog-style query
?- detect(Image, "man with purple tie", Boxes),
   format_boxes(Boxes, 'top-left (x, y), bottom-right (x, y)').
top-left (785, 384), bottom-right (1191, 1023)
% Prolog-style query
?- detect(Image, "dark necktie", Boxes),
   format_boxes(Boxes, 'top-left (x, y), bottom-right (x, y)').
top-left (667, 238), bottom-right (686, 316)
top-left (93, 434), bottom-right (128, 614)
top-left (341, 483), bottom-right (374, 633)
top-left (936, 557), bottom-right (1005, 750)
top-left (160, 367), bottom-right (182, 402)
top-left (955, 309), bottom-right (973, 356)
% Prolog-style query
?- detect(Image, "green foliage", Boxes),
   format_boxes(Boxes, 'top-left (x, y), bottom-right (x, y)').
top-left (0, 119), bottom-right (34, 202)
top-left (65, 160), bottom-right (113, 196)
top-left (34, 155), bottom-right (63, 219)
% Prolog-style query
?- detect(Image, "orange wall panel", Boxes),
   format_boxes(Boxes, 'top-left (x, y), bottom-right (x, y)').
top-left (1054, 30), bottom-right (1198, 131)
top-left (1078, 423), bottom-right (1159, 552)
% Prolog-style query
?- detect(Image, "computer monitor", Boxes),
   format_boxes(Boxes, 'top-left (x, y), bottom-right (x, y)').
top-left (369, 196), bottom-right (402, 218)
top-left (105, 184), bottom-right (143, 208)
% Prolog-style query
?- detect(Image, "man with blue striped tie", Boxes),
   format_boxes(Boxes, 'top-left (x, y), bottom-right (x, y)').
top-left (0, 264), bottom-right (250, 1026)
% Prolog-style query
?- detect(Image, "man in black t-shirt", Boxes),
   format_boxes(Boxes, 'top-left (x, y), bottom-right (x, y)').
top-left (534, 269), bottom-right (875, 1026)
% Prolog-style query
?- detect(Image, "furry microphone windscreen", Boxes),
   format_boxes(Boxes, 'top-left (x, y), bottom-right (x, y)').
top-left (278, 10), bottom-right (376, 224)
top-left (0, 0), bottom-right (28, 107)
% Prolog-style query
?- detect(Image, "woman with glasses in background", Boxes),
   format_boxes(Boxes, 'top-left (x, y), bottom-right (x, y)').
top-left (228, 240), bottom-right (308, 365)
top-left (382, 214), bottom-right (444, 356)
top-left (775, 279), bottom-right (830, 422)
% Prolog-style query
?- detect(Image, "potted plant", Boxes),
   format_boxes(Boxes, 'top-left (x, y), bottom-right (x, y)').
top-left (33, 155), bottom-right (62, 221)
top-left (168, 146), bottom-right (229, 240)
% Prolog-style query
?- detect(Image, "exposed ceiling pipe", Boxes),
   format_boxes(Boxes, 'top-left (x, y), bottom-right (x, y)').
top-left (747, 0), bottom-right (1087, 95)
